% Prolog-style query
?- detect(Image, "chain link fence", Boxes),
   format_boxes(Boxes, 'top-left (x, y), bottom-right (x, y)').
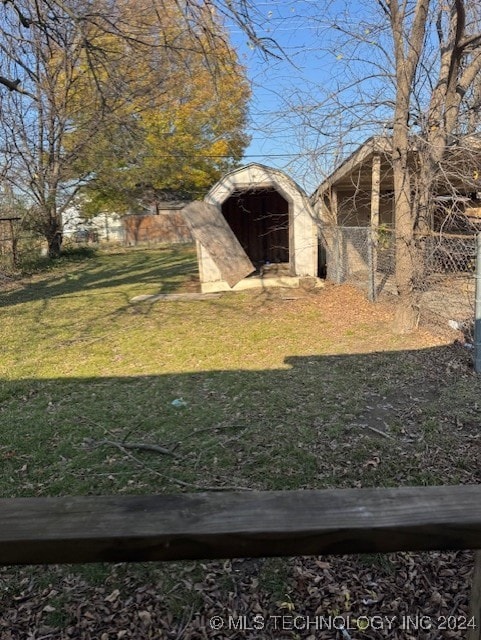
top-left (320, 225), bottom-right (477, 333)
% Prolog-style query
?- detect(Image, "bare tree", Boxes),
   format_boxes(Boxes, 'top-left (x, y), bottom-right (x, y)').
top-left (0, 0), bottom-right (253, 257)
top-left (385, 0), bottom-right (481, 331)
top-left (276, 0), bottom-right (481, 332)
top-left (0, 0), bottom-right (151, 256)
top-left (0, 0), bottom-right (109, 256)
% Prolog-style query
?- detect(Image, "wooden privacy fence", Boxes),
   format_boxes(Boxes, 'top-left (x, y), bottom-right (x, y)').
top-left (124, 212), bottom-right (193, 246)
top-left (0, 216), bottom-right (21, 267)
top-left (2, 485), bottom-right (481, 637)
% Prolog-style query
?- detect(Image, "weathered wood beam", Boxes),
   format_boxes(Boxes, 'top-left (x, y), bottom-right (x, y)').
top-left (370, 154), bottom-right (381, 230)
top-left (1, 486), bottom-right (481, 566)
top-left (331, 187), bottom-right (338, 226)
top-left (312, 136), bottom-right (391, 200)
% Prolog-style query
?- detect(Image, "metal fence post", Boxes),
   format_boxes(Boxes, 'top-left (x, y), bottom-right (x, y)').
top-left (367, 228), bottom-right (377, 302)
top-left (474, 233), bottom-right (481, 373)
top-left (335, 226), bottom-right (342, 284)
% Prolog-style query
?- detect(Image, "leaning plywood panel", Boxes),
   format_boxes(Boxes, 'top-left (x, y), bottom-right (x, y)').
top-left (183, 201), bottom-right (255, 287)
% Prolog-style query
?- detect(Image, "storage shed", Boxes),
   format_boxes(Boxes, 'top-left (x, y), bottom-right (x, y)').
top-left (184, 164), bottom-right (318, 292)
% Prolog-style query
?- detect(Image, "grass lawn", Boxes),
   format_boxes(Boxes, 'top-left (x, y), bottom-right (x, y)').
top-left (0, 245), bottom-right (480, 638)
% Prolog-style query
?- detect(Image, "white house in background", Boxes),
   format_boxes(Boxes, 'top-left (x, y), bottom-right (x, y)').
top-left (62, 206), bottom-right (125, 243)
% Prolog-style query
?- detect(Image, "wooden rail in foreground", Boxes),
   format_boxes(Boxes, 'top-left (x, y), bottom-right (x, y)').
top-left (2, 485), bottom-right (481, 565)
top-left (1, 486), bottom-right (481, 639)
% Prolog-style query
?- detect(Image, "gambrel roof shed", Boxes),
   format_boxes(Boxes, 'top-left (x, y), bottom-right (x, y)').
top-left (183, 163), bottom-right (319, 292)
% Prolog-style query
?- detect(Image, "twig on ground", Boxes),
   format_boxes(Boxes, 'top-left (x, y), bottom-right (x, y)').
top-left (83, 438), bottom-right (251, 492)
top-left (92, 438), bottom-right (180, 458)
top-left (166, 423), bottom-right (248, 448)
top-left (122, 429), bottom-right (134, 444)
top-left (79, 416), bottom-right (180, 457)
top-left (362, 425), bottom-right (394, 440)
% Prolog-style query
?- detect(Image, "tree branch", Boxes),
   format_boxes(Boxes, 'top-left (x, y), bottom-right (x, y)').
top-left (3, 0), bottom-right (32, 28)
top-left (0, 76), bottom-right (36, 100)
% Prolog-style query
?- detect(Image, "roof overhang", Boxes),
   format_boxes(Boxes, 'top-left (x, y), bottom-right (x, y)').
top-left (312, 137), bottom-right (392, 200)
top-left (311, 135), bottom-right (481, 204)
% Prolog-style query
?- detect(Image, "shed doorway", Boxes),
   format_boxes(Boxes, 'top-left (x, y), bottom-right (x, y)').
top-left (221, 188), bottom-right (290, 271)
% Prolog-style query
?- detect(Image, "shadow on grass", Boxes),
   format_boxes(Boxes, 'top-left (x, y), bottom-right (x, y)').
top-left (0, 246), bottom-right (199, 309)
top-left (0, 343), bottom-right (479, 500)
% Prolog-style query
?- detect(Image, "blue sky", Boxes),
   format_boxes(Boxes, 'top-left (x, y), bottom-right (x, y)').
top-left (225, 0), bottom-right (394, 193)
top-left (227, 1), bottom-right (331, 192)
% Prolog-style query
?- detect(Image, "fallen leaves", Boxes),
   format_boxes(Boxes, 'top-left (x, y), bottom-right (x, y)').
top-left (0, 550), bottom-right (476, 639)
top-left (104, 589), bottom-right (120, 603)
top-left (1, 274), bottom-right (479, 638)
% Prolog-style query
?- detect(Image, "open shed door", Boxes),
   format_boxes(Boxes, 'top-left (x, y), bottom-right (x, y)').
top-left (183, 201), bottom-right (255, 287)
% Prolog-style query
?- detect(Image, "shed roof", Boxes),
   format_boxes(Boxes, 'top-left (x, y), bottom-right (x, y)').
top-left (206, 162), bottom-right (310, 204)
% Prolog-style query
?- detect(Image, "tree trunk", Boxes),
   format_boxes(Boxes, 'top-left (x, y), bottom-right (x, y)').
top-left (392, 117), bottom-right (419, 333)
top-left (393, 158), bottom-right (419, 333)
top-left (411, 152), bottom-right (436, 289)
top-left (416, 153), bottom-right (436, 234)
top-left (46, 217), bottom-right (63, 258)
top-left (388, 0), bottom-right (429, 333)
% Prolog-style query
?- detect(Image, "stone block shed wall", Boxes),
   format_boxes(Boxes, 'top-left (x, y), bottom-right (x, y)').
top-left (198, 164), bottom-right (318, 286)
